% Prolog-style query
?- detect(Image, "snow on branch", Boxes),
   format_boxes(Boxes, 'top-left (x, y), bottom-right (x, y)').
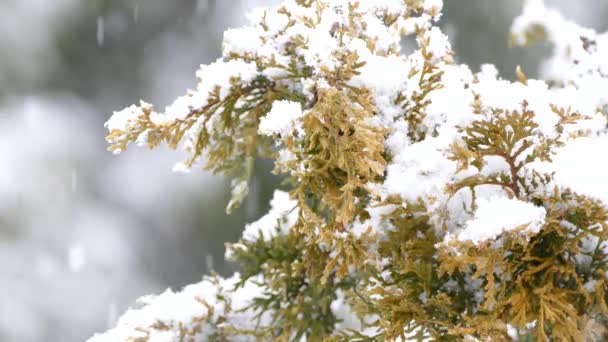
top-left (95, 0), bottom-right (608, 340)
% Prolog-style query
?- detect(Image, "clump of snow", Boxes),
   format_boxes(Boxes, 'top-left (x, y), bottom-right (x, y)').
top-left (222, 26), bottom-right (263, 57)
top-left (195, 59), bottom-right (258, 101)
top-left (258, 100), bottom-right (304, 137)
top-left (87, 274), bottom-right (267, 342)
top-left (105, 59), bottom-right (258, 136)
top-left (348, 54), bottom-right (411, 99)
top-left (544, 135), bottom-right (608, 206)
top-left (423, 0), bottom-right (443, 15)
top-left (242, 190), bottom-right (298, 242)
top-left (511, 0), bottom-right (608, 109)
top-left (163, 59), bottom-right (259, 121)
top-left (451, 197), bottom-right (547, 245)
top-left (331, 289), bottom-right (362, 332)
top-left (423, 26), bottom-right (452, 61)
top-left (383, 137), bottom-right (457, 205)
top-left (105, 101), bottom-right (150, 133)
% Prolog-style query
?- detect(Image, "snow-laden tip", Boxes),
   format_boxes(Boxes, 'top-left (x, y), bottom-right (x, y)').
top-left (258, 100), bottom-right (304, 137)
top-left (450, 196), bottom-right (547, 245)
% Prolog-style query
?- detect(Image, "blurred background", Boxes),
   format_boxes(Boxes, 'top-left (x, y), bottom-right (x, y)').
top-left (0, 0), bottom-right (606, 341)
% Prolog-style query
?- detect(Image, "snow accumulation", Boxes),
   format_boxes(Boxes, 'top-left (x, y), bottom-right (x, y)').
top-left (96, 0), bottom-right (608, 339)
top-left (105, 102), bottom-right (149, 135)
top-left (258, 100), bottom-right (304, 137)
top-left (87, 274), bottom-right (268, 342)
top-left (448, 197), bottom-right (547, 244)
top-left (241, 190), bottom-right (298, 242)
top-left (542, 135), bottom-right (608, 206)
top-left (512, 0), bottom-right (608, 108)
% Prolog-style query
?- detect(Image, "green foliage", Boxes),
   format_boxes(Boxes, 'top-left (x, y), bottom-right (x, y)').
top-left (228, 229), bottom-right (353, 340)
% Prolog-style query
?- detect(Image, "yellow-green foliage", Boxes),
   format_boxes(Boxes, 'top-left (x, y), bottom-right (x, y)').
top-left (104, 0), bottom-right (608, 340)
top-left (438, 189), bottom-right (608, 341)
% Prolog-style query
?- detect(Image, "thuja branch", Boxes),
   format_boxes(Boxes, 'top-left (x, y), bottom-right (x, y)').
top-left (93, 0), bottom-right (608, 341)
